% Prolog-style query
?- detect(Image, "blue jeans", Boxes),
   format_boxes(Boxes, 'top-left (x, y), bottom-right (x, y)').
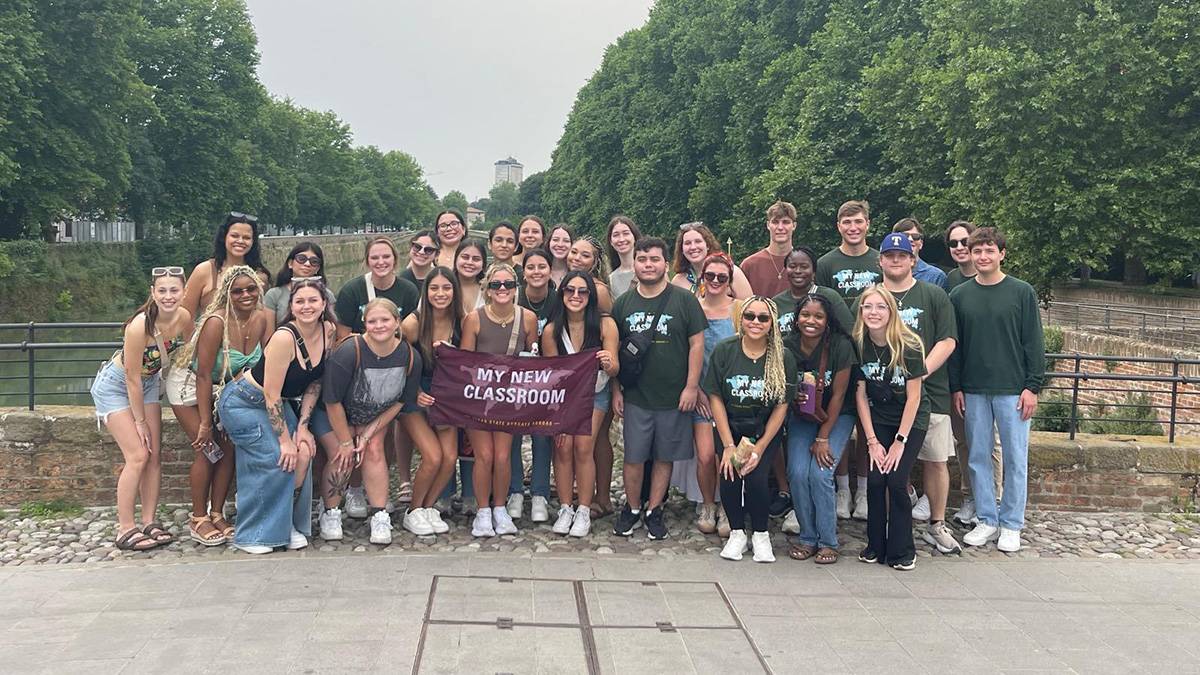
top-left (965, 393), bottom-right (1030, 530)
top-left (787, 414), bottom-right (856, 548)
top-left (509, 434), bottom-right (551, 498)
top-left (218, 378), bottom-right (312, 548)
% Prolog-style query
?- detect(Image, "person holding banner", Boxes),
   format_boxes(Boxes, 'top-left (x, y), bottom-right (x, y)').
top-left (461, 263), bottom-right (538, 537)
top-left (542, 271), bottom-right (619, 537)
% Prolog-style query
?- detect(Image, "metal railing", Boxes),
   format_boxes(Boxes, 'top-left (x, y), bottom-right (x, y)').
top-left (0, 322), bottom-right (123, 410)
top-left (1044, 301), bottom-right (1200, 350)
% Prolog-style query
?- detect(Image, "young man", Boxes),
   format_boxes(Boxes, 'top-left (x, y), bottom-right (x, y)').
top-left (740, 200), bottom-right (797, 297)
top-left (950, 227), bottom-right (1044, 553)
top-left (816, 200), bottom-right (881, 521)
top-left (944, 220), bottom-right (977, 290)
top-left (874, 232), bottom-right (962, 555)
top-left (612, 237), bottom-right (706, 540)
top-left (892, 218), bottom-right (947, 289)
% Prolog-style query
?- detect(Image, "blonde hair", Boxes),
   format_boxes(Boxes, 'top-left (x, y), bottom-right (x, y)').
top-left (174, 265), bottom-right (264, 372)
top-left (734, 295), bottom-right (788, 403)
top-left (362, 297), bottom-right (401, 322)
top-left (851, 285), bottom-right (925, 374)
top-left (576, 235), bottom-right (611, 285)
top-left (482, 263), bottom-right (518, 306)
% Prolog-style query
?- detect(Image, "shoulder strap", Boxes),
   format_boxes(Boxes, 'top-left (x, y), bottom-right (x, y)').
top-left (153, 330), bottom-right (171, 377)
top-left (506, 307), bottom-right (523, 355)
top-left (643, 286), bottom-right (673, 336)
top-left (282, 323), bottom-right (313, 370)
top-left (813, 339), bottom-right (829, 400)
top-left (406, 340), bottom-right (414, 372)
top-left (363, 273), bottom-right (377, 303)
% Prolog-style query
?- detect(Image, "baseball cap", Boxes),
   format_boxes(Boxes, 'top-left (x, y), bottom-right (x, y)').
top-left (880, 232), bottom-right (915, 255)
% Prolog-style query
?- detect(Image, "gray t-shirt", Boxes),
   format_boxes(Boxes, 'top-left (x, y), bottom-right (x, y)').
top-left (322, 337), bottom-right (421, 426)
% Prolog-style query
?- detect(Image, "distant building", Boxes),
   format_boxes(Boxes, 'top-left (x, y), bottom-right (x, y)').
top-left (53, 220), bottom-right (136, 243)
top-left (494, 157), bottom-right (524, 187)
top-left (466, 206), bottom-right (486, 226)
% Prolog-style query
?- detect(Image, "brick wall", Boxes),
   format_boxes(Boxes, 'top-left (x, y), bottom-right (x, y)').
top-left (1053, 283), bottom-right (1200, 312)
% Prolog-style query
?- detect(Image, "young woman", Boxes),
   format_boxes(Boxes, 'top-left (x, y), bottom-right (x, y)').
top-left (322, 299), bottom-right (423, 545)
top-left (218, 279), bottom-right (336, 554)
top-left (773, 246), bottom-right (855, 339)
top-left (400, 269), bottom-right (463, 534)
top-left (506, 249), bottom-right (557, 523)
top-left (606, 215), bottom-right (640, 297)
top-left (435, 209), bottom-right (468, 269)
top-left (542, 272), bottom-right (619, 537)
top-left (566, 236), bottom-right (613, 313)
top-left (182, 212), bottom-right (270, 319)
top-left (454, 238), bottom-right (488, 313)
top-left (264, 242), bottom-right (336, 329)
top-left (401, 230), bottom-right (440, 287)
top-left (460, 264), bottom-right (537, 537)
top-left (708, 296), bottom-right (796, 563)
top-left (853, 285), bottom-right (929, 571)
top-left (167, 266), bottom-right (269, 546)
top-left (547, 224), bottom-right (573, 285)
top-left (671, 222), bottom-right (752, 299)
top-left (488, 222), bottom-right (519, 269)
top-left (514, 215), bottom-right (547, 267)
top-left (785, 293), bottom-right (858, 564)
top-left (92, 267), bottom-right (191, 551)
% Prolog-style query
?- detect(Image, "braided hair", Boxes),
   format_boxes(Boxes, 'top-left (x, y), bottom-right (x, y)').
top-left (576, 234), bottom-right (611, 285)
top-left (174, 265), bottom-right (263, 371)
top-left (735, 295), bottom-right (788, 404)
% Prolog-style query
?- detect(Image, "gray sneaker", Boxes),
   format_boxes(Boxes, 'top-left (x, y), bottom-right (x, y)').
top-left (922, 521), bottom-right (963, 555)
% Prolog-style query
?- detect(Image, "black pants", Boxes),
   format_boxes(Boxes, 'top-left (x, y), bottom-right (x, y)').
top-left (866, 422), bottom-right (925, 564)
top-left (720, 431), bottom-right (781, 533)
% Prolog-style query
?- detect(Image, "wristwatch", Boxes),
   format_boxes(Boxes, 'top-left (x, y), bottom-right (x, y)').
top-left (894, 432), bottom-right (908, 444)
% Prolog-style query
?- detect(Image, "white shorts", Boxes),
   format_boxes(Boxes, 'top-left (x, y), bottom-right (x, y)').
top-left (918, 413), bottom-right (955, 462)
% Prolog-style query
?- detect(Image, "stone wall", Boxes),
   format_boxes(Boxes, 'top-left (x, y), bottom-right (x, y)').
top-left (1052, 282), bottom-right (1200, 312)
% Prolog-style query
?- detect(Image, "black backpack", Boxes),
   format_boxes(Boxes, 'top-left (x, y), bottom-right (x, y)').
top-left (617, 287), bottom-right (673, 389)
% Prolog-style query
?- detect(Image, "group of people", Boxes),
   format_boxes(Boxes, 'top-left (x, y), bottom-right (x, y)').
top-left (92, 200), bottom-right (1044, 571)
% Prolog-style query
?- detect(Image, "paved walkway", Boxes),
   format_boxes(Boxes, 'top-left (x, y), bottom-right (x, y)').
top-left (0, 551), bottom-right (1197, 674)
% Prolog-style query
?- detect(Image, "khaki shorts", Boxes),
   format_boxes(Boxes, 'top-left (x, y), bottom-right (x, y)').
top-left (918, 413), bottom-right (955, 462)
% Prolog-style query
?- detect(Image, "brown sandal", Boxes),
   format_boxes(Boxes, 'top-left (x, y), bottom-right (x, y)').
top-left (142, 522), bottom-right (174, 545)
top-left (209, 512), bottom-right (235, 539)
top-left (190, 515), bottom-right (226, 546)
top-left (590, 503), bottom-right (614, 519)
top-left (116, 527), bottom-right (160, 551)
top-left (814, 547), bottom-right (839, 564)
top-left (789, 544), bottom-right (817, 561)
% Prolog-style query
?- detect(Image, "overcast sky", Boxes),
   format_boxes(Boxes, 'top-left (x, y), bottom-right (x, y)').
top-left (245, 1), bottom-right (655, 201)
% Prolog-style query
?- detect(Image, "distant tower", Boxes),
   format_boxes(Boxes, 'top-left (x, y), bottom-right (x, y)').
top-left (494, 157), bottom-right (524, 187)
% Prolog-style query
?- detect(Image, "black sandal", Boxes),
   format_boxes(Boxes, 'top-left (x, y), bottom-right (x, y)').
top-left (116, 527), bottom-right (160, 551)
top-left (142, 522), bottom-right (174, 545)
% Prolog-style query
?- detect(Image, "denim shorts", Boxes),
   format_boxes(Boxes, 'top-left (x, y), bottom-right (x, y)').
top-left (594, 387), bottom-right (611, 413)
top-left (90, 360), bottom-right (162, 422)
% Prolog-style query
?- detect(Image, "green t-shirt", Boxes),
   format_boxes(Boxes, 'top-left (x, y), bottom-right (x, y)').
top-left (774, 286), bottom-right (856, 338)
top-left (816, 248), bottom-right (882, 307)
top-left (853, 281), bottom-right (956, 415)
top-left (784, 332), bottom-right (859, 416)
top-left (702, 336), bottom-right (798, 434)
top-left (859, 338), bottom-right (930, 431)
top-left (613, 284), bottom-right (706, 410)
top-left (945, 268), bottom-right (976, 290)
top-left (334, 274), bottom-right (420, 334)
top-left (949, 275), bottom-right (1045, 396)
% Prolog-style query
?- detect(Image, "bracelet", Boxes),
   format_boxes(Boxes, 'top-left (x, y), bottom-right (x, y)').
top-left (198, 423), bottom-right (212, 431)
top-left (814, 437), bottom-right (828, 443)
top-left (338, 440), bottom-right (353, 448)
top-left (866, 436), bottom-right (877, 443)
top-left (134, 419), bottom-right (146, 426)
top-left (723, 444), bottom-right (736, 450)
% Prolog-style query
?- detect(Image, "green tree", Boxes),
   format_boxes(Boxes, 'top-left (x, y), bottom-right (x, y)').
top-left (517, 171), bottom-right (546, 217)
top-left (485, 182), bottom-right (520, 223)
top-left (442, 190), bottom-right (469, 214)
top-left (293, 107), bottom-right (357, 233)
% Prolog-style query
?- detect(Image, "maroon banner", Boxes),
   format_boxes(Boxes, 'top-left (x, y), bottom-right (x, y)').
top-left (428, 345), bottom-right (599, 436)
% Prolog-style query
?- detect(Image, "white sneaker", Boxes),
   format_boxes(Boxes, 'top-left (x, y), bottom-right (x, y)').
top-left (568, 506), bottom-right (591, 537)
top-left (236, 543), bottom-right (273, 555)
top-left (369, 511), bottom-right (393, 545)
top-left (716, 507), bottom-right (731, 538)
top-left (751, 531), bottom-right (775, 563)
top-left (911, 495), bottom-right (931, 522)
top-left (954, 498), bottom-right (978, 526)
top-left (318, 507), bottom-right (343, 541)
top-left (471, 508), bottom-right (495, 537)
top-left (836, 489), bottom-right (851, 519)
top-left (997, 527), bottom-right (1021, 552)
top-left (720, 530), bottom-right (749, 561)
top-left (852, 492), bottom-right (869, 521)
top-left (531, 496), bottom-right (549, 522)
top-left (963, 523), bottom-right (999, 547)
top-left (403, 508), bottom-right (434, 536)
top-left (551, 505), bottom-right (575, 535)
top-left (424, 508), bottom-right (450, 534)
top-left (506, 493), bottom-right (524, 519)
top-left (492, 506), bottom-right (519, 535)
top-left (781, 510), bottom-right (800, 534)
top-left (287, 527), bottom-right (308, 550)
top-left (344, 487), bottom-right (368, 518)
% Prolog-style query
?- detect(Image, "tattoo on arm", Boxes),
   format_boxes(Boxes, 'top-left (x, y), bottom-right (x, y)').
top-left (298, 382), bottom-right (322, 426)
top-left (268, 399), bottom-right (288, 438)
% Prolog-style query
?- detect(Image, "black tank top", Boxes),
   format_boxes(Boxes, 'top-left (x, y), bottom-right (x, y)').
top-left (250, 323), bottom-right (327, 398)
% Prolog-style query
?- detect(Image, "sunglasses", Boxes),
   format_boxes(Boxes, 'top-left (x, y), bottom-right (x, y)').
top-left (907, 233), bottom-right (924, 242)
top-left (411, 243), bottom-right (439, 256)
top-left (948, 237), bottom-right (969, 249)
top-left (742, 311), bottom-right (772, 324)
top-left (230, 285), bottom-right (259, 296)
top-left (679, 221), bottom-right (704, 231)
top-left (291, 275), bottom-right (322, 284)
top-left (438, 220), bottom-right (463, 229)
top-left (151, 266), bottom-right (185, 278)
top-left (293, 253), bottom-right (321, 266)
top-left (563, 286), bottom-right (591, 298)
top-left (229, 211), bottom-right (258, 224)
top-left (487, 280), bottom-right (518, 291)
top-left (702, 271), bottom-right (730, 285)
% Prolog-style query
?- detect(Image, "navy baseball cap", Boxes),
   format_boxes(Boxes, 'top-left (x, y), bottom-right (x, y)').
top-left (880, 232), bottom-right (915, 255)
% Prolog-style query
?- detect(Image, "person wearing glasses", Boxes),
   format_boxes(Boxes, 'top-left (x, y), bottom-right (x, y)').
top-left (92, 266), bottom-right (192, 551)
top-left (435, 210), bottom-right (468, 269)
top-left (945, 220), bottom-right (979, 290)
top-left (892, 218), bottom-right (947, 289)
top-left (401, 230), bottom-right (440, 287)
top-left (264, 243), bottom-right (336, 328)
top-left (671, 222), bottom-right (753, 299)
top-left (182, 212), bottom-right (271, 320)
top-left (460, 264), bottom-right (538, 537)
top-left (167, 266), bottom-right (269, 546)
top-left (218, 278), bottom-right (336, 554)
top-left (709, 296), bottom-right (796, 563)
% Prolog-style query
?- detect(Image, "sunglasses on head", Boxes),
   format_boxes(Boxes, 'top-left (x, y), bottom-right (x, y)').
top-left (151, 266), bottom-right (185, 278)
top-left (679, 221), bottom-right (704, 231)
top-left (487, 280), bottom-right (518, 291)
top-left (564, 286), bottom-right (590, 297)
top-left (411, 243), bottom-right (439, 256)
top-left (742, 311), bottom-right (772, 324)
top-left (293, 253), bottom-right (321, 266)
top-left (229, 211), bottom-right (258, 224)
top-left (702, 271), bottom-right (729, 285)
top-left (948, 237), bottom-right (969, 248)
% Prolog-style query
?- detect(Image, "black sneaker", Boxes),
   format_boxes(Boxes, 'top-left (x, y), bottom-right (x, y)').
top-left (891, 557), bottom-right (916, 571)
top-left (645, 507), bottom-right (669, 540)
top-left (613, 504), bottom-right (641, 536)
top-left (857, 548), bottom-right (879, 564)
top-left (769, 491), bottom-right (792, 518)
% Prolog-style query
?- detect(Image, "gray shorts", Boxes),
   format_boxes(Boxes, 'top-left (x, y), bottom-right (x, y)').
top-left (623, 401), bottom-right (694, 464)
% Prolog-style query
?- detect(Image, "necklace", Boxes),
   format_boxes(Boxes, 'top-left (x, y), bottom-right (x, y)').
top-left (890, 282), bottom-right (916, 308)
top-left (766, 250), bottom-right (787, 280)
top-left (231, 312), bottom-right (251, 352)
top-left (485, 305), bottom-right (515, 328)
top-left (743, 340), bottom-right (767, 363)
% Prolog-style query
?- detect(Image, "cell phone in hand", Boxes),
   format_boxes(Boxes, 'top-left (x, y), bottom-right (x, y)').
top-left (203, 442), bottom-right (224, 464)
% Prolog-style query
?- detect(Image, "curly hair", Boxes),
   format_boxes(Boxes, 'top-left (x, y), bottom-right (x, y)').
top-left (734, 295), bottom-right (788, 404)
